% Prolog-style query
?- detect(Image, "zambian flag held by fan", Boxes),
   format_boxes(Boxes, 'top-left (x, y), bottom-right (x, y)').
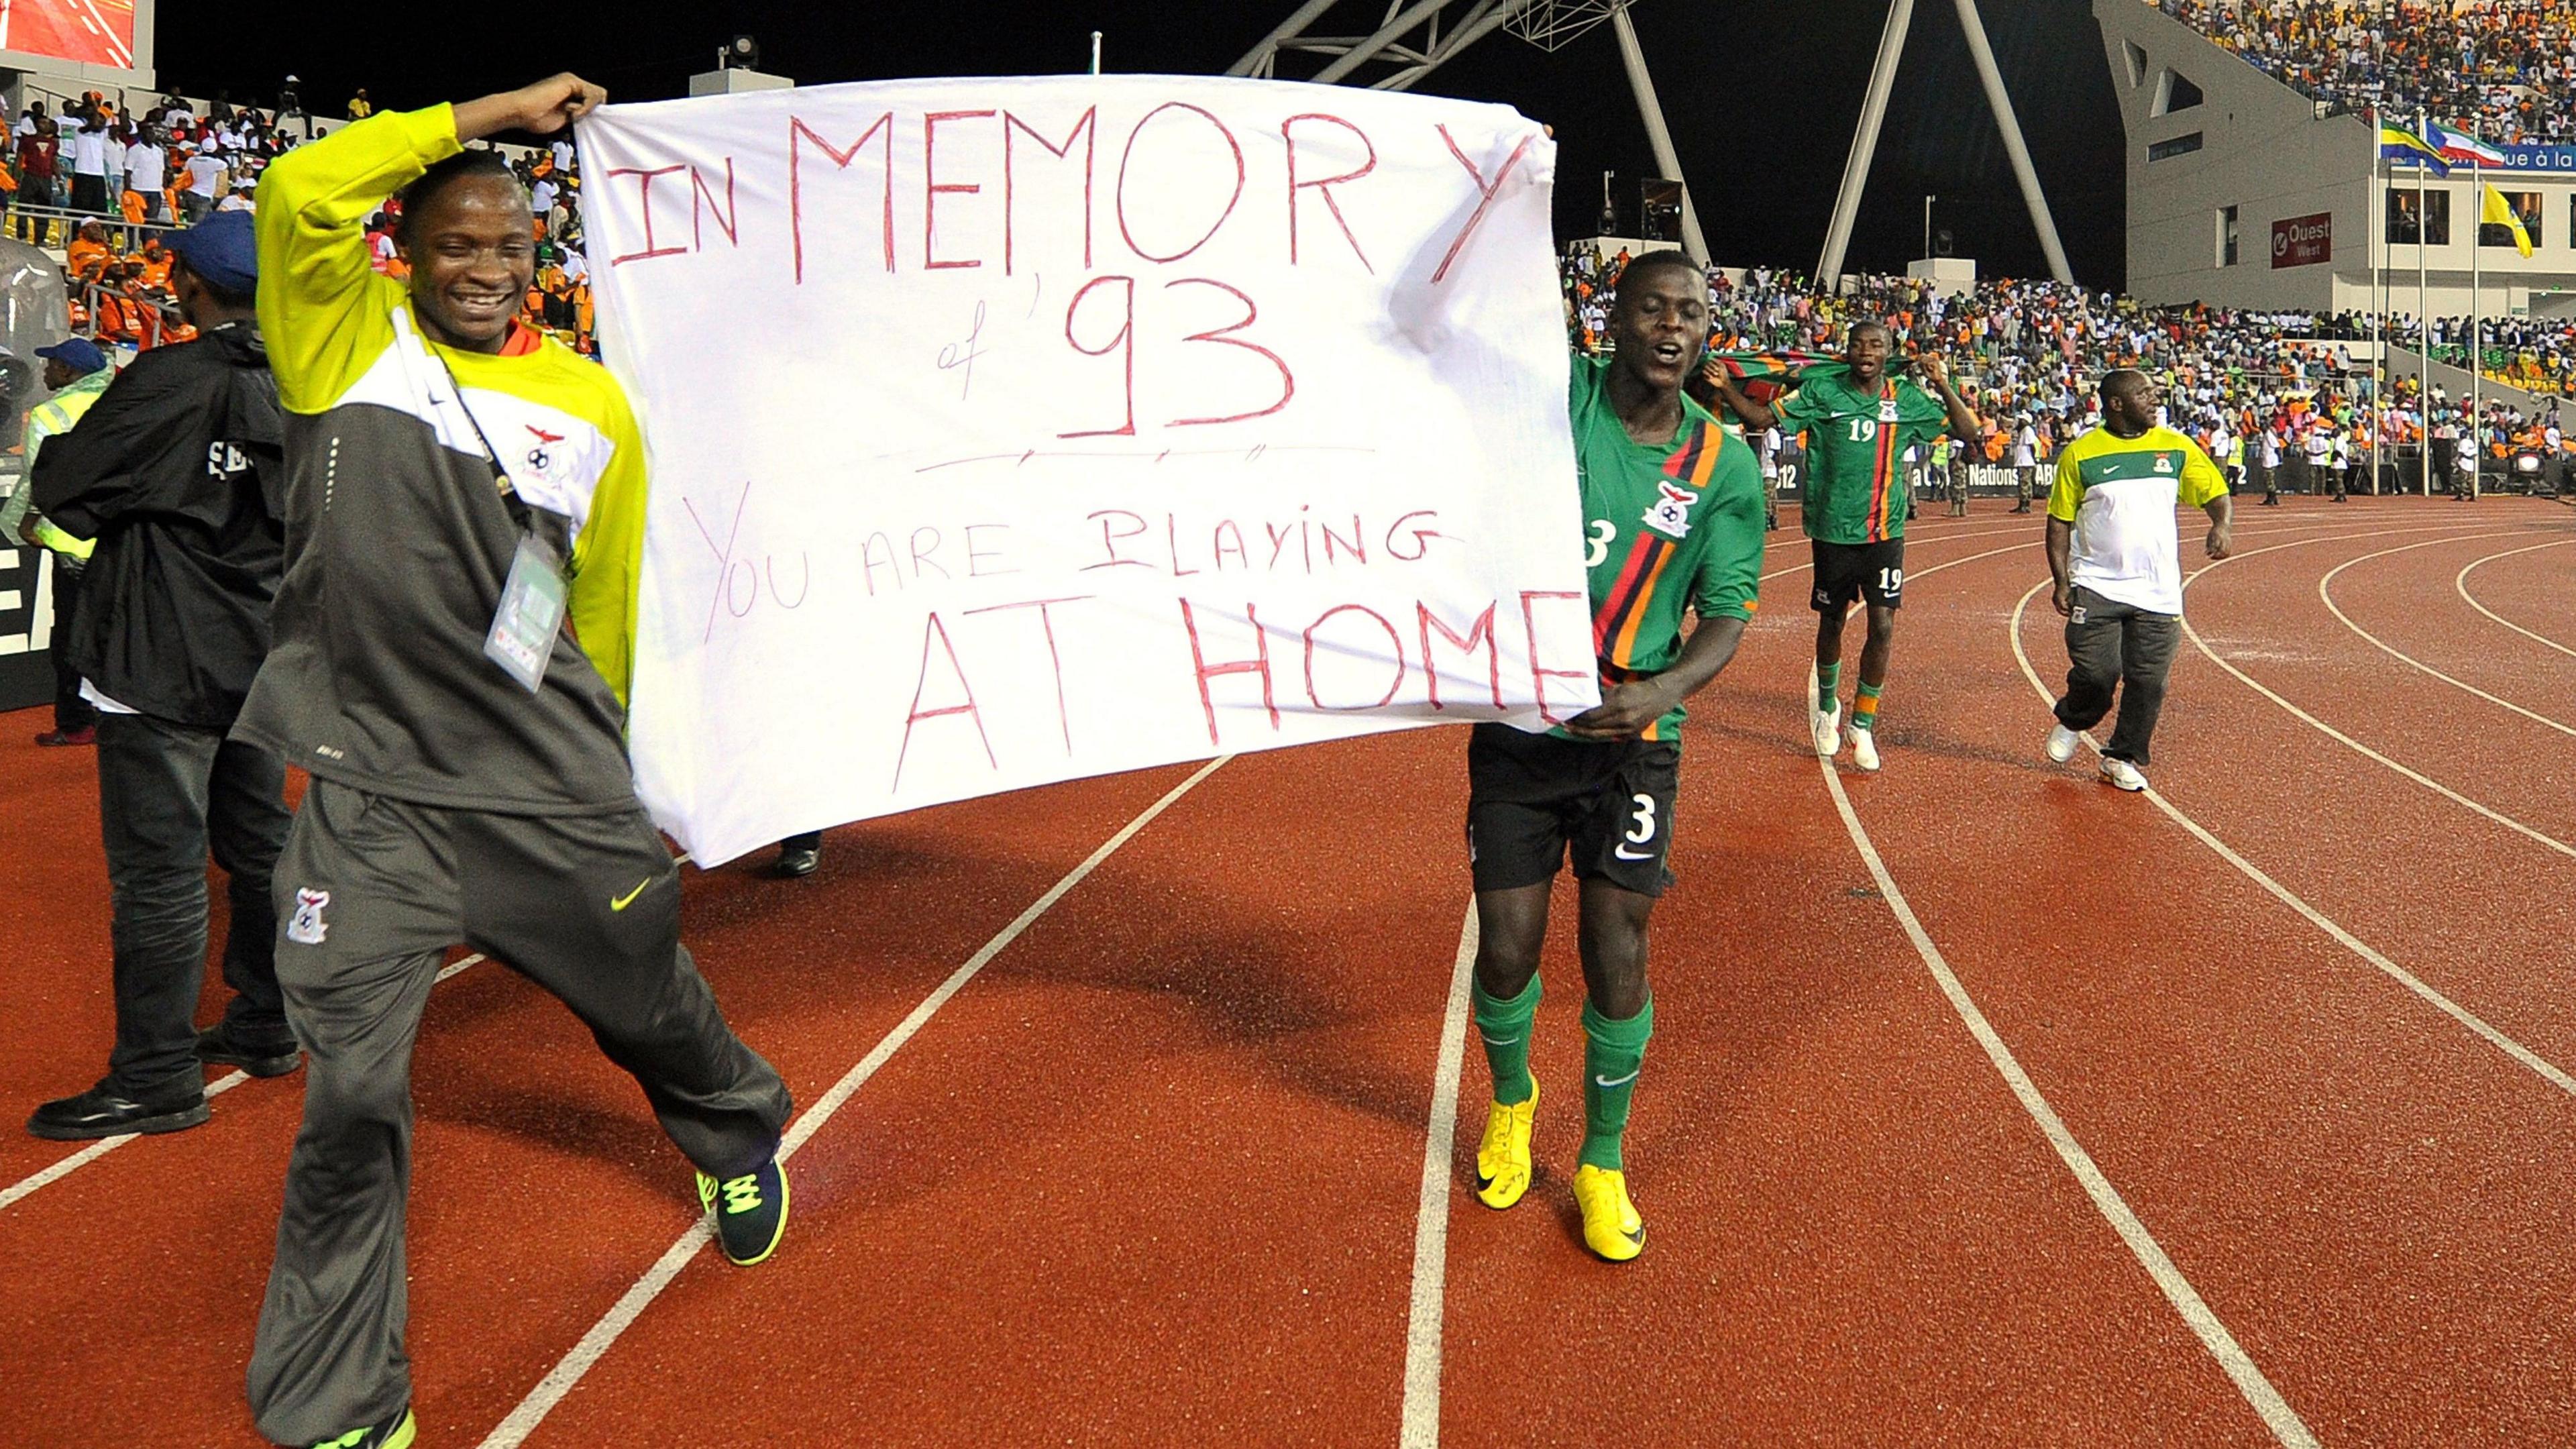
top-left (1701, 350), bottom-right (1843, 405)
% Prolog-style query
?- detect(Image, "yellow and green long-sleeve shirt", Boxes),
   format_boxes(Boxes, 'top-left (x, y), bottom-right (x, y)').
top-left (233, 105), bottom-right (653, 815)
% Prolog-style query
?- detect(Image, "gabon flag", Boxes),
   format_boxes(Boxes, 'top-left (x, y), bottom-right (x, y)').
top-left (2481, 184), bottom-right (2535, 258)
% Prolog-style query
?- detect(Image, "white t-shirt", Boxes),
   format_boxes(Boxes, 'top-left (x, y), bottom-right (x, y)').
top-left (186, 154), bottom-right (225, 196)
top-left (2010, 427), bottom-right (2037, 468)
top-left (2304, 431), bottom-right (2331, 463)
top-left (550, 139), bottom-right (576, 173)
top-left (70, 126), bottom-right (108, 175)
top-left (124, 141), bottom-right (164, 191)
top-left (530, 178), bottom-right (558, 214)
top-left (2051, 425), bottom-right (2230, 616)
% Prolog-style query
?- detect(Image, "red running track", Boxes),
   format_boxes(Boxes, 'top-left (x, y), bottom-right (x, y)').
top-left (0, 496), bottom-right (2568, 1446)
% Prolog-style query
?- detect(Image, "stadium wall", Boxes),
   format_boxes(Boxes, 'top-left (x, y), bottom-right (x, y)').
top-left (2092, 0), bottom-right (2576, 317)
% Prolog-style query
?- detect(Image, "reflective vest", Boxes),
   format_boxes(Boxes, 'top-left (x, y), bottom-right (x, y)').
top-left (20, 366), bottom-right (113, 560)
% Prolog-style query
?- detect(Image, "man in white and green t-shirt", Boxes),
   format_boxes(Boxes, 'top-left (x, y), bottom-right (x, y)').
top-left (2041, 370), bottom-right (2235, 792)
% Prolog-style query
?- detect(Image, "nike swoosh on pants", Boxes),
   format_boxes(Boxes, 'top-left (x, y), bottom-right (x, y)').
top-left (1593, 1069), bottom-right (1641, 1088)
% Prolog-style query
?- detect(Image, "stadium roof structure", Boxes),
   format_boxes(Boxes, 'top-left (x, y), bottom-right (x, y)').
top-left (1228, 1), bottom-right (1710, 262)
top-left (1229, 0), bottom-right (2075, 287)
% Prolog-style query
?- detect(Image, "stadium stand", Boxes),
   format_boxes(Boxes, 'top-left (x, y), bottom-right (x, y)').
top-left (2150, 0), bottom-right (2576, 144)
top-left (1564, 252), bottom-right (2575, 490)
top-left (0, 88), bottom-right (597, 356)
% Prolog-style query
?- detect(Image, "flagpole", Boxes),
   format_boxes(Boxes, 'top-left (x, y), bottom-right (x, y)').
top-left (2369, 105), bottom-right (2382, 494)
top-left (2471, 155), bottom-right (2483, 501)
top-left (2419, 110), bottom-right (2432, 496)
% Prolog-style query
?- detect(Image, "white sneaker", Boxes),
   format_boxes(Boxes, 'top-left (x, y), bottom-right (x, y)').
top-left (1811, 702), bottom-right (1842, 757)
top-left (2098, 757), bottom-right (2147, 792)
top-left (1850, 729), bottom-right (1880, 772)
top-left (2045, 723), bottom-right (2081, 763)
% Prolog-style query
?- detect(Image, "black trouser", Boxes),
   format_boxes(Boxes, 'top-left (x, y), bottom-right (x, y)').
top-left (780, 830), bottom-right (822, 853)
top-left (95, 712), bottom-right (292, 1093)
top-left (248, 780), bottom-right (792, 1446)
top-left (47, 555), bottom-right (96, 733)
top-left (2053, 586), bottom-right (2180, 767)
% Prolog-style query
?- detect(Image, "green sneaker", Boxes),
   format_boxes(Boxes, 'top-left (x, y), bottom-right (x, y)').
top-left (697, 1157), bottom-right (789, 1267)
top-left (313, 1406), bottom-right (413, 1449)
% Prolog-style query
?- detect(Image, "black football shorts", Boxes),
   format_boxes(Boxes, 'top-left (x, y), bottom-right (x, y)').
top-left (1811, 537), bottom-right (1906, 612)
top-left (1465, 722), bottom-right (1681, 898)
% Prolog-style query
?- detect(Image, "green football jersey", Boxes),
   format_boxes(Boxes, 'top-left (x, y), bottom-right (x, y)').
top-left (1564, 356), bottom-right (1768, 742)
top-left (1775, 372), bottom-right (1952, 544)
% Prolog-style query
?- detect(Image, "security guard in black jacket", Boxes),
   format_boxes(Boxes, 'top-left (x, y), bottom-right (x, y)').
top-left (25, 211), bottom-right (293, 1140)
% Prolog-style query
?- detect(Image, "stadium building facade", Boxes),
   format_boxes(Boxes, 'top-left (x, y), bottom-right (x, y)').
top-left (2094, 0), bottom-right (2576, 319)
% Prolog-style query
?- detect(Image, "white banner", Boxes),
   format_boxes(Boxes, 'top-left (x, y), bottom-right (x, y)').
top-left (581, 75), bottom-right (1593, 865)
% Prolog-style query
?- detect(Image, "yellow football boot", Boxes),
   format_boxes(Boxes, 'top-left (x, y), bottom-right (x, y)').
top-left (1572, 1163), bottom-right (1644, 1262)
top-left (1473, 1075), bottom-right (1539, 1210)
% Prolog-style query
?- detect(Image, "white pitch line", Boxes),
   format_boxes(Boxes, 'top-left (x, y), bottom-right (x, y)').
top-left (2318, 531), bottom-right (2576, 737)
top-left (0, 1067), bottom-right (249, 1212)
top-left (0, 843), bottom-right (706, 1214)
top-left (1397, 901), bottom-right (1479, 1449)
top-left (2457, 539), bottom-right (2576, 660)
top-left (477, 757), bottom-right (1232, 1449)
top-left (2182, 528), bottom-right (2576, 861)
top-left (2008, 579), bottom-right (2576, 1102)
top-left (1813, 746), bottom-right (2317, 1448)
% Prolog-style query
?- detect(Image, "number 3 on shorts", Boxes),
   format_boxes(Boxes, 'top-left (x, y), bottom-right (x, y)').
top-left (1626, 793), bottom-right (1656, 844)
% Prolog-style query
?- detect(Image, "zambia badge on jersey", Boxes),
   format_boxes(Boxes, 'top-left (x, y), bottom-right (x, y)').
top-left (1878, 398), bottom-right (1901, 424)
top-left (1642, 480), bottom-right (1699, 540)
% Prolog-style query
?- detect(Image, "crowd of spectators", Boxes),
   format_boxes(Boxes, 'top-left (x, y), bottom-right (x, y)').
top-left (1563, 248), bottom-right (2575, 492)
top-left (2150, 0), bottom-right (2576, 146)
top-left (0, 85), bottom-right (600, 356)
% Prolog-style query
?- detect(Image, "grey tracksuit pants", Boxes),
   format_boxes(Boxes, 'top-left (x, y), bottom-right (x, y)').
top-left (246, 779), bottom-right (792, 1445)
top-left (2053, 586), bottom-right (2182, 767)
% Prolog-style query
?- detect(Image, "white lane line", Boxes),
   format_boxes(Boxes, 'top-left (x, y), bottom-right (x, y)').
top-left (0, 847), bottom-right (705, 1214)
top-left (2182, 529), bottom-right (2576, 861)
top-left (0, 1067), bottom-right (250, 1212)
top-left (0, 951), bottom-right (496, 1216)
top-left (477, 757), bottom-right (1232, 1449)
top-left (2457, 539), bottom-right (2576, 660)
top-left (2009, 579), bottom-right (2576, 1101)
top-left (1397, 901), bottom-right (1479, 1449)
top-left (2317, 531), bottom-right (2575, 736)
top-left (1813, 747), bottom-right (2317, 1448)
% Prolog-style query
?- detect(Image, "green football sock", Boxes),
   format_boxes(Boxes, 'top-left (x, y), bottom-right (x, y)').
top-left (1816, 661), bottom-right (1842, 709)
top-left (1851, 680), bottom-right (1884, 732)
top-left (1578, 996), bottom-right (1654, 1172)
top-left (1472, 972), bottom-right (1541, 1106)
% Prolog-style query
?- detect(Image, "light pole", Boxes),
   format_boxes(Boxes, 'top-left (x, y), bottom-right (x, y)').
top-left (1923, 194), bottom-right (1935, 260)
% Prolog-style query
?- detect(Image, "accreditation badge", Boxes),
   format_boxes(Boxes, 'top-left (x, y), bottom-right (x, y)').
top-left (484, 533), bottom-right (569, 693)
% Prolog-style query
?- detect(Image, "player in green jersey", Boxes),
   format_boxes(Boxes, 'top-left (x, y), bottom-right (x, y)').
top-left (1708, 321), bottom-right (1979, 773)
top-left (1466, 252), bottom-right (1766, 1262)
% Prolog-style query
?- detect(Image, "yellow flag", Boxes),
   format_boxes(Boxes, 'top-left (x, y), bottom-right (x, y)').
top-left (2482, 184), bottom-right (2534, 258)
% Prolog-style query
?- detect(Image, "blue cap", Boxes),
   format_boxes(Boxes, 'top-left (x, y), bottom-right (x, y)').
top-left (165, 209), bottom-right (258, 294)
top-left (35, 337), bottom-right (107, 374)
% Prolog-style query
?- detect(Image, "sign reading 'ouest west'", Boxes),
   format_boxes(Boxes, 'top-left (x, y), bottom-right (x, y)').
top-left (579, 75), bottom-right (1591, 864)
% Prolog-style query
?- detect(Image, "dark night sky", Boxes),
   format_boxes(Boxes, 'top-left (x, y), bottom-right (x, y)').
top-left (159, 0), bottom-right (2129, 288)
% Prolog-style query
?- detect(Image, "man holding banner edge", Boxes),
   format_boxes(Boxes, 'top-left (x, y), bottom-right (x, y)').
top-left (1467, 251), bottom-right (1765, 1263)
top-left (237, 75), bottom-right (794, 1449)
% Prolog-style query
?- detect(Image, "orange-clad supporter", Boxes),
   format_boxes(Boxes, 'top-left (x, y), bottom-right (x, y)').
top-left (66, 221), bottom-right (113, 283)
top-left (120, 189), bottom-right (147, 224)
top-left (136, 240), bottom-right (172, 290)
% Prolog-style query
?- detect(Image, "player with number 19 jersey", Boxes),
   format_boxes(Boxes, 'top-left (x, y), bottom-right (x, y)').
top-left (1776, 370), bottom-right (1951, 545)
top-left (1564, 354), bottom-right (1768, 741)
